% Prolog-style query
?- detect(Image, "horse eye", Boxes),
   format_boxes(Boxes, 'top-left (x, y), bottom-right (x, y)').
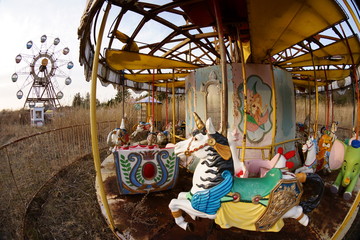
top-left (194, 137), bottom-right (198, 141)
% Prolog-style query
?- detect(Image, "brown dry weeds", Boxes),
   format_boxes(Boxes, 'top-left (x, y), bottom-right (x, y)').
top-left (23, 152), bottom-right (116, 240)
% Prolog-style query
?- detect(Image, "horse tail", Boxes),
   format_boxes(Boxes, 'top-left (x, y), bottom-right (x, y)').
top-left (299, 173), bottom-right (325, 213)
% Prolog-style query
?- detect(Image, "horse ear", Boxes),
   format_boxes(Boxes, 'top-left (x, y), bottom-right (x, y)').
top-left (206, 118), bottom-right (216, 134)
top-left (193, 112), bottom-right (205, 130)
top-left (120, 118), bottom-right (126, 129)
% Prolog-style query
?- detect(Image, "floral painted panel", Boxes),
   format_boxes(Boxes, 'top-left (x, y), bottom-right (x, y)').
top-left (113, 145), bottom-right (178, 194)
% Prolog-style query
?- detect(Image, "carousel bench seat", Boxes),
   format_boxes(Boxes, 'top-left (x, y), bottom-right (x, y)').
top-left (231, 168), bottom-right (282, 203)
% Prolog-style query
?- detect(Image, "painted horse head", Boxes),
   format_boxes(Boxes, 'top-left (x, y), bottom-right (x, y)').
top-left (302, 135), bottom-right (317, 153)
top-left (175, 113), bottom-right (233, 174)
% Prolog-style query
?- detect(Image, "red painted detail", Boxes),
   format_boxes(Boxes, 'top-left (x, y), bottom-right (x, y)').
top-left (284, 150), bottom-right (296, 160)
top-left (236, 170), bottom-right (244, 177)
top-left (286, 162), bottom-right (295, 169)
top-left (143, 162), bottom-right (156, 180)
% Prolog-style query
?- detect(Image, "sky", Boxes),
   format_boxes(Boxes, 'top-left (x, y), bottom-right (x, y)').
top-left (0, 0), bottom-right (116, 111)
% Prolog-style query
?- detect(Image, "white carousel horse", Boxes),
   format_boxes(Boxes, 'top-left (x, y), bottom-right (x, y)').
top-left (296, 122), bottom-right (338, 174)
top-left (129, 121), bottom-right (151, 145)
top-left (107, 118), bottom-right (130, 151)
top-left (295, 136), bottom-right (318, 174)
top-left (169, 114), bottom-right (324, 232)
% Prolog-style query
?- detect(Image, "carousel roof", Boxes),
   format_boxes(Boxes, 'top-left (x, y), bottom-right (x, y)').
top-left (78, 0), bottom-right (360, 91)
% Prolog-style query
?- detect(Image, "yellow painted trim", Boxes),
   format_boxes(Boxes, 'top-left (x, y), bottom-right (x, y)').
top-left (236, 146), bottom-right (272, 150)
top-left (238, 39), bottom-right (248, 163)
top-left (331, 191), bottom-right (360, 240)
top-left (269, 60), bottom-right (277, 157)
top-left (342, 0), bottom-right (360, 33)
top-left (236, 138), bottom-right (301, 150)
top-left (89, 3), bottom-right (116, 230)
top-left (310, 47), bottom-right (319, 138)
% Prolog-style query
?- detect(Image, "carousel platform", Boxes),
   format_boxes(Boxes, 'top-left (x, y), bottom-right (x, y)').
top-left (97, 154), bottom-right (359, 240)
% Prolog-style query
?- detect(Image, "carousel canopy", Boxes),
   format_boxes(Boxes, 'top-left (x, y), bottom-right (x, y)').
top-left (124, 73), bottom-right (191, 83)
top-left (106, 50), bottom-right (198, 70)
top-left (78, 0), bottom-right (360, 91)
top-left (279, 36), bottom-right (360, 68)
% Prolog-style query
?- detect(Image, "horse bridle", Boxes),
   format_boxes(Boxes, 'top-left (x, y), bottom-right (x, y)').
top-left (304, 140), bottom-right (313, 151)
top-left (184, 137), bottom-right (209, 157)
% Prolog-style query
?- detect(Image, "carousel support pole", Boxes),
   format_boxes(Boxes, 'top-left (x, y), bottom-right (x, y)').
top-left (308, 79), bottom-right (312, 136)
top-left (309, 43), bottom-right (319, 138)
top-left (237, 30), bottom-right (248, 163)
top-left (166, 80), bottom-right (168, 126)
top-left (324, 69), bottom-right (329, 127)
top-left (172, 70), bottom-right (176, 143)
top-left (155, 84), bottom-right (158, 129)
top-left (122, 75), bottom-right (125, 122)
top-left (305, 88), bottom-right (307, 125)
top-left (89, 3), bottom-right (116, 231)
top-left (213, 0), bottom-right (228, 137)
top-left (268, 52), bottom-right (277, 157)
top-left (152, 69), bottom-right (155, 126)
top-left (331, 83), bottom-right (334, 124)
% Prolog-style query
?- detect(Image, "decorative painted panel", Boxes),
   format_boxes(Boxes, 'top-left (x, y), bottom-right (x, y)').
top-left (237, 75), bottom-right (273, 143)
top-left (113, 145), bottom-right (179, 194)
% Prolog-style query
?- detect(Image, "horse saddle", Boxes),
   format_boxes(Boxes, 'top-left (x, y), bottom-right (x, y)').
top-left (230, 168), bottom-right (282, 204)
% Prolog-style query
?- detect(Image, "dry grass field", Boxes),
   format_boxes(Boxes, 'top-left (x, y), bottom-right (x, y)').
top-left (295, 88), bottom-right (355, 140)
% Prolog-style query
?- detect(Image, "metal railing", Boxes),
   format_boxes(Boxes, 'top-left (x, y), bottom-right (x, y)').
top-left (0, 121), bottom-right (117, 239)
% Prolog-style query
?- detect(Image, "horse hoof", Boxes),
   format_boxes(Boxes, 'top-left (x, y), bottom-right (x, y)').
top-left (343, 192), bottom-right (352, 201)
top-left (330, 185), bottom-right (338, 194)
top-left (186, 223), bottom-right (194, 232)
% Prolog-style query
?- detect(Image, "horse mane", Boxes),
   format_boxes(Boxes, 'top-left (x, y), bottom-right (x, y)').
top-left (197, 132), bottom-right (234, 189)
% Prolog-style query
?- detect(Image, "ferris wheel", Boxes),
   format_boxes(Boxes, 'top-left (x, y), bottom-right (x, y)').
top-left (11, 34), bottom-right (73, 109)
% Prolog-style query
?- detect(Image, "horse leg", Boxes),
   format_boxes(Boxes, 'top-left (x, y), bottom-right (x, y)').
top-left (295, 166), bottom-right (314, 174)
top-left (282, 205), bottom-right (309, 226)
top-left (176, 192), bottom-right (199, 220)
top-left (169, 199), bottom-right (191, 230)
top-left (295, 166), bottom-right (306, 174)
top-left (177, 192), bottom-right (188, 200)
top-left (169, 198), bottom-right (216, 231)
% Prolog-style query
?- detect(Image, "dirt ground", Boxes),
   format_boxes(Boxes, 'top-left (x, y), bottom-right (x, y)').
top-left (23, 152), bottom-right (360, 240)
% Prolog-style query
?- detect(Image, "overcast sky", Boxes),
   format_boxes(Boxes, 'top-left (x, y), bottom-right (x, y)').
top-left (0, 0), bottom-right (116, 111)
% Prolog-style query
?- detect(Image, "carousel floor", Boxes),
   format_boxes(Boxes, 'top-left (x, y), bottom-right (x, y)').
top-left (98, 154), bottom-right (359, 240)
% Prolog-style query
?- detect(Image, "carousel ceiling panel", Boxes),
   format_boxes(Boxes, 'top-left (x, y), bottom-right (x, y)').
top-left (291, 69), bottom-right (351, 81)
top-left (279, 36), bottom-right (360, 68)
top-left (248, 0), bottom-right (347, 63)
top-left (124, 73), bottom-right (190, 83)
top-left (154, 81), bottom-right (185, 88)
top-left (293, 79), bottom-right (328, 87)
top-left (106, 50), bottom-right (199, 70)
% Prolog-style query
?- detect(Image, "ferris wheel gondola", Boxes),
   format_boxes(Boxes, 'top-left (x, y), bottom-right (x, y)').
top-left (12, 34), bottom-right (73, 109)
